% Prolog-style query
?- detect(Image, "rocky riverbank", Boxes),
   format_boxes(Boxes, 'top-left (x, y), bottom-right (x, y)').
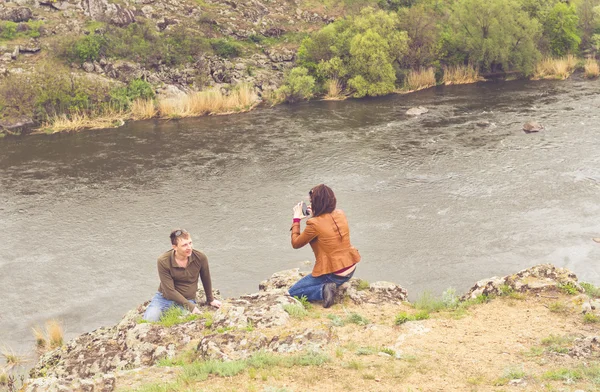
top-left (21, 264), bottom-right (600, 392)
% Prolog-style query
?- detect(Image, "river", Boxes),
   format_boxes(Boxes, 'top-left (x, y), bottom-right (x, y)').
top-left (1, 77), bottom-right (600, 359)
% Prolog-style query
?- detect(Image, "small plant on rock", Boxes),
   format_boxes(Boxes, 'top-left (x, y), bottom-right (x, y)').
top-left (583, 313), bottom-right (600, 323)
top-left (558, 282), bottom-right (579, 295)
top-left (283, 304), bottom-right (308, 319)
top-left (581, 282), bottom-right (600, 298)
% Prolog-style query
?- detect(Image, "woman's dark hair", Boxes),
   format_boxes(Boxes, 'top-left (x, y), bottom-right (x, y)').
top-left (309, 184), bottom-right (336, 217)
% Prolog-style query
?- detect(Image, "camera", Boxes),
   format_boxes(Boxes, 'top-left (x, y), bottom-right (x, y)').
top-left (301, 201), bottom-right (310, 217)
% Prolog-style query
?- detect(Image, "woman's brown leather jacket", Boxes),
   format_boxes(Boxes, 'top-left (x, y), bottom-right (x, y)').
top-left (291, 209), bottom-right (361, 277)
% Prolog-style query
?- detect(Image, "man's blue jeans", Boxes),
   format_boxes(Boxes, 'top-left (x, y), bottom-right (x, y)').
top-left (142, 292), bottom-right (196, 322)
top-left (288, 270), bottom-right (355, 301)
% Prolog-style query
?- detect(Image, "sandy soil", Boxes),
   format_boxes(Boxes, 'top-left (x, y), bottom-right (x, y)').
top-left (113, 291), bottom-right (599, 392)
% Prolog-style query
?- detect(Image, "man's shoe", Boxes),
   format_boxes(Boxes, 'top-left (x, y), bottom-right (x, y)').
top-left (323, 282), bottom-right (336, 308)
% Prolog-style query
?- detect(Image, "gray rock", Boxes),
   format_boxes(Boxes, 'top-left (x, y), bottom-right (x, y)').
top-left (462, 264), bottom-right (582, 300)
top-left (406, 106), bottom-right (429, 116)
top-left (523, 121), bottom-right (544, 133)
top-left (0, 6), bottom-right (33, 22)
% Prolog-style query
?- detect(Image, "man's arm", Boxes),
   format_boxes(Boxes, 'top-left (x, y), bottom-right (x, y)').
top-left (196, 252), bottom-right (220, 308)
top-left (157, 259), bottom-right (195, 312)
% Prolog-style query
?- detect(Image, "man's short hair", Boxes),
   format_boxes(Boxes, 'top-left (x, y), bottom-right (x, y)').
top-left (170, 229), bottom-right (190, 245)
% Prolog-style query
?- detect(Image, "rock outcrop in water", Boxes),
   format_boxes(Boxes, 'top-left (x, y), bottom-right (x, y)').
top-left (25, 265), bottom-right (600, 391)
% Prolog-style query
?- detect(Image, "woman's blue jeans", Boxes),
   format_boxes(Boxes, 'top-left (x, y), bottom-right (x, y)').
top-left (288, 270), bottom-right (355, 301)
top-left (142, 292), bottom-right (196, 322)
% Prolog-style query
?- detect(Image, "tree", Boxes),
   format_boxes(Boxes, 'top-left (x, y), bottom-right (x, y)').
top-left (297, 7), bottom-right (409, 97)
top-left (544, 2), bottom-right (581, 56)
top-left (443, 0), bottom-right (541, 74)
top-left (276, 67), bottom-right (316, 103)
top-left (397, 4), bottom-right (442, 69)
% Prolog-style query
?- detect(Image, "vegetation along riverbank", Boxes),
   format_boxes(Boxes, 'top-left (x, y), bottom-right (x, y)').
top-left (2, 264), bottom-right (600, 391)
top-left (1, 0), bottom-right (600, 136)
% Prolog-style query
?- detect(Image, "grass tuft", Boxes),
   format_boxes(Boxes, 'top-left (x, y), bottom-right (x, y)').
top-left (583, 313), bottom-right (600, 323)
top-left (345, 312), bottom-right (370, 326)
top-left (533, 55), bottom-right (577, 80)
top-left (548, 301), bottom-right (568, 313)
top-left (404, 67), bottom-right (436, 91)
top-left (584, 57), bottom-right (600, 78)
top-left (581, 282), bottom-right (600, 298)
top-left (283, 304), bottom-right (308, 319)
top-left (324, 78), bottom-right (344, 100)
top-left (130, 99), bottom-right (157, 120)
top-left (1, 347), bottom-right (25, 367)
top-left (156, 306), bottom-right (199, 327)
top-left (394, 310), bottom-right (429, 325)
top-left (157, 84), bottom-right (257, 118)
top-left (442, 65), bottom-right (480, 85)
top-left (356, 279), bottom-right (370, 291)
top-left (32, 319), bottom-right (64, 351)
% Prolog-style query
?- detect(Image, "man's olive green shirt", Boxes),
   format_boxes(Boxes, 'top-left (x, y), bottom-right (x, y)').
top-left (157, 249), bottom-right (214, 311)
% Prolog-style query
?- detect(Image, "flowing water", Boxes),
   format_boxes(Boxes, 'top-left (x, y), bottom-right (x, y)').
top-left (1, 78), bottom-right (600, 358)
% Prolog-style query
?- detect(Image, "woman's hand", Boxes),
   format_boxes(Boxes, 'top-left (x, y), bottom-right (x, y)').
top-left (293, 202), bottom-right (307, 220)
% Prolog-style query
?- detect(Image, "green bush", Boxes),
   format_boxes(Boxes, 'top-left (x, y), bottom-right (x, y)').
top-left (210, 38), bottom-right (243, 58)
top-left (0, 61), bottom-right (114, 121)
top-left (0, 21), bottom-right (17, 40)
top-left (110, 79), bottom-right (155, 109)
top-left (276, 67), bottom-right (315, 103)
top-left (71, 34), bottom-right (106, 63)
top-left (298, 7), bottom-right (408, 97)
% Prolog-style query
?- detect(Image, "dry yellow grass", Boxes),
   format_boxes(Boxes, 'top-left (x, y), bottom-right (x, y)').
top-left (31, 319), bottom-right (64, 352)
top-left (43, 109), bottom-right (127, 134)
top-left (1, 347), bottom-right (24, 367)
top-left (130, 99), bottom-right (156, 120)
top-left (32, 326), bottom-right (46, 349)
top-left (584, 57), bottom-right (600, 78)
top-left (157, 85), bottom-right (258, 118)
top-left (534, 55), bottom-right (577, 80)
top-left (404, 67), bottom-right (436, 91)
top-left (46, 320), bottom-right (64, 349)
top-left (324, 78), bottom-right (345, 100)
top-left (443, 65), bottom-right (480, 85)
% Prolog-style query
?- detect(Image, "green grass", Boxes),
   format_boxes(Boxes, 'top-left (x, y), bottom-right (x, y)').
top-left (327, 313), bottom-right (346, 326)
top-left (155, 306), bottom-right (200, 327)
top-left (548, 301), bottom-right (568, 313)
top-left (558, 282), bottom-right (580, 295)
top-left (541, 334), bottom-right (574, 354)
top-left (293, 295), bottom-right (312, 310)
top-left (581, 282), bottom-right (600, 298)
top-left (356, 279), bottom-right (370, 291)
top-left (494, 365), bottom-right (527, 385)
top-left (283, 303), bottom-right (309, 318)
top-left (543, 368), bottom-right (583, 381)
top-left (345, 312), bottom-right (370, 326)
top-left (124, 350), bottom-right (330, 391)
top-left (584, 313), bottom-right (600, 323)
top-left (394, 310), bottom-right (429, 325)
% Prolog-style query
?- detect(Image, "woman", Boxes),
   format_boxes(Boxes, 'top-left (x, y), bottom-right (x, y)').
top-left (289, 184), bottom-right (361, 308)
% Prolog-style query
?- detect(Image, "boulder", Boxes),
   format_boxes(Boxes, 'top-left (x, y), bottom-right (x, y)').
top-left (523, 121), bottom-right (544, 133)
top-left (406, 106), bottom-right (429, 116)
top-left (0, 6), bottom-right (33, 22)
top-left (462, 263), bottom-right (582, 300)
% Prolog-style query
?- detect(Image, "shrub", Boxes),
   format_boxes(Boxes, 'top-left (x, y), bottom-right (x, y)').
top-left (109, 79), bottom-right (155, 110)
top-left (584, 313), bottom-right (600, 323)
top-left (558, 282), bottom-right (580, 295)
top-left (581, 282), bottom-right (600, 297)
top-left (276, 67), bottom-right (315, 103)
top-left (210, 38), bottom-right (243, 58)
top-left (0, 21), bottom-right (18, 40)
top-left (70, 33), bottom-right (106, 63)
top-left (345, 312), bottom-right (370, 326)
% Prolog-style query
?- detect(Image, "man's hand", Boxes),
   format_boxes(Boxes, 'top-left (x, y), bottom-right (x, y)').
top-left (191, 306), bottom-right (202, 314)
top-left (210, 299), bottom-right (222, 308)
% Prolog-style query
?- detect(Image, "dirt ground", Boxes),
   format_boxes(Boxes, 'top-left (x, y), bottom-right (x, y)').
top-left (114, 292), bottom-right (599, 392)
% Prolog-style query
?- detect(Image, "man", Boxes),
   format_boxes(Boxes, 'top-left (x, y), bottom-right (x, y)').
top-left (143, 229), bottom-right (221, 322)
